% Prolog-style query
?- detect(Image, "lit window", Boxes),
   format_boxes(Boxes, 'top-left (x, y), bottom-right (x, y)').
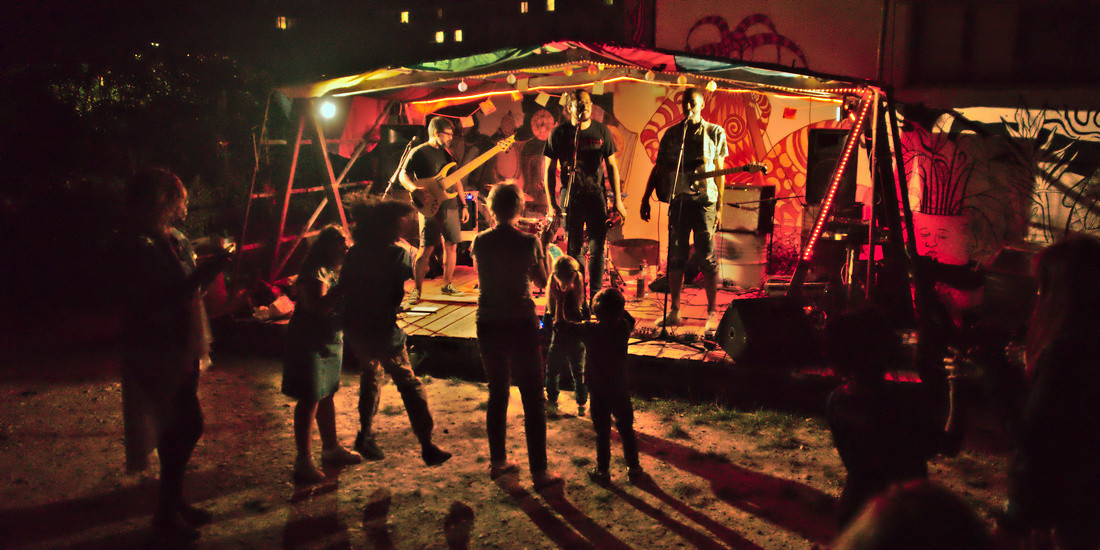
top-left (546, 0), bottom-right (555, 11)
top-left (435, 31), bottom-right (445, 43)
top-left (400, 11), bottom-right (409, 23)
top-left (275, 16), bottom-right (288, 30)
top-left (520, 1), bottom-right (528, 13)
top-left (604, 0), bottom-right (613, 4)
top-left (454, 29), bottom-right (463, 42)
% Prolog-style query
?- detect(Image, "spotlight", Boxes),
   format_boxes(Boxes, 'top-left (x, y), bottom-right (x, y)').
top-left (457, 80), bottom-right (468, 92)
top-left (644, 70), bottom-right (655, 81)
top-left (506, 73), bottom-right (517, 85)
top-left (676, 75), bottom-right (687, 86)
top-left (705, 80), bottom-right (718, 92)
top-left (319, 101), bottom-right (336, 119)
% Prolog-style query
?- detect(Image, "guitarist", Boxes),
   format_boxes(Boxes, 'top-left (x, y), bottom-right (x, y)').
top-left (640, 88), bottom-right (728, 330)
top-left (543, 89), bottom-right (627, 303)
top-left (399, 117), bottom-right (471, 303)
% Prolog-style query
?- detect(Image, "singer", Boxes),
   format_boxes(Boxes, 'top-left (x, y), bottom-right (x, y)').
top-left (544, 89), bottom-right (626, 302)
top-left (640, 88), bottom-right (728, 330)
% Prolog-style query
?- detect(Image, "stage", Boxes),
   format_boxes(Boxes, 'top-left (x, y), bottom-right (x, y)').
top-left (400, 265), bottom-right (751, 365)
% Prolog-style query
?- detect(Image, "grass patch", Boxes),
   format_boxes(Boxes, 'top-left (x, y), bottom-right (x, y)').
top-left (474, 401), bottom-right (489, 411)
top-left (736, 409), bottom-right (799, 435)
top-left (762, 433), bottom-right (802, 450)
top-left (445, 377), bottom-right (464, 387)
top-left (671, 482), bottom-right (704, 500)
top-left (380, 404), bottom-right (404, 416)
top-left (688, 403), bottom-right (741, 425)
top-left (665, 423), bottom-right (692, 440)
top-left (689, 450), bottom-right (731, 464)
top-left (420, 374), bottom-right (434, 384)
top-left (571, 456), bottom-right (592, 468)
top-left (645, 400), bottom-right (690, 421)
top-left (634, 397), bottom-right (743, 426)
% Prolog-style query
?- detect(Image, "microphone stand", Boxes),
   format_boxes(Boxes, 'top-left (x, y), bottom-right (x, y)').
top-left (383, 136), bottom-right (419, 197)
top-left (632, 119), bottom-right (706, 352)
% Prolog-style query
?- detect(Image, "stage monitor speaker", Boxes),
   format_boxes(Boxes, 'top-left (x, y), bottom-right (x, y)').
top-left (381, 124), bottom-right (427, 145)
top-left (715, 296), bottom-right (818, 367)
top-left (720, 185), bottom-right (775, 233)
top-left (806, 129), bottom-right (857, 206)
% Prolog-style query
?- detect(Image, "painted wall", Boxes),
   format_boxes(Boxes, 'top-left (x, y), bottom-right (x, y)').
top-left (656, 0), bottom-right (884, 80)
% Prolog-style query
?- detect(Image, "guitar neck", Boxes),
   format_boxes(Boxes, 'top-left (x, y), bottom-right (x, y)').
top-left (444, 136), bottom-right (515, 185)
top-left (691, 165), bottom-right (759, 181)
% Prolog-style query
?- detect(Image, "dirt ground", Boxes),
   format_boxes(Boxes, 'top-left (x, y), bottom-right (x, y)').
top-left (0, 349), bottom-right (1011, 549)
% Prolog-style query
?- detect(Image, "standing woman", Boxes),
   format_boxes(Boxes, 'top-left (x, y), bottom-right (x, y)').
top-left (1000, 235), bottom-right (1100, 549)
top-left (472, 182), bottom-right (562, 490)
top-left (282, 225), bottom-right (362, 484)
top-left (119, 168), bottom-right (229, 541)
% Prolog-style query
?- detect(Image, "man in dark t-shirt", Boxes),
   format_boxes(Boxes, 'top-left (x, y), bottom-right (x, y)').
top-left (543, 89), bottom-right (627, 302)
top-left (400, 117), bottom-right (470, 302)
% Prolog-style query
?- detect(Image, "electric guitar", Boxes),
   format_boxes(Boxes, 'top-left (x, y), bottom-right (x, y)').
top-left (652, 162), bottom-right (768, 203)
top-left (409, 135), bottom-right (516, 217)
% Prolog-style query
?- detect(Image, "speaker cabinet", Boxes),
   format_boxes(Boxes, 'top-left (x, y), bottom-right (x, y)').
top-left (806, 129), bottom-right (857, 206)
top-left (716, 296), bottom-right (818, 367)
top-left (720, 185), bottom-right (775, 233)
top-left (380, 124), bottom-right (427, 145)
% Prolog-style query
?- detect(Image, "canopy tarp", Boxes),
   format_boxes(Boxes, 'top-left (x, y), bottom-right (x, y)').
top-left (278, 41), bottom-right (874, 103)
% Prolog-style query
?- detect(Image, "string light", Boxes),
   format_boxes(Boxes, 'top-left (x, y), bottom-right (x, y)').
top-left (407, 75), bottom-right (792, 107)
top-left (800, 90), bottom-right (876, 262)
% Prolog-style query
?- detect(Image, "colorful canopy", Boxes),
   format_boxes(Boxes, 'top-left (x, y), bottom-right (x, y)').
top-left (278, 41), bottom-right (874, 103)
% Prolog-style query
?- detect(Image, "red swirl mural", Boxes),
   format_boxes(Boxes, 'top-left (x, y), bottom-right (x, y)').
top-left (686, 14), bottom-right (809, 68)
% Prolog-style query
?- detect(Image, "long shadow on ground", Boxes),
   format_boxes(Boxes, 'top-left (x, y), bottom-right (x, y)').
top-left (633, 430), bottom-right (838, 545)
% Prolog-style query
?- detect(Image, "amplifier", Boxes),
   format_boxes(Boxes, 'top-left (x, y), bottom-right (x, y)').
top-left (720, 185), bottom-right (775, 233)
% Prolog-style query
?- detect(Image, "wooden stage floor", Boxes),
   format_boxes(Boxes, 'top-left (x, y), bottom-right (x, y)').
top-left (400, 265), bottom-right (747, 365)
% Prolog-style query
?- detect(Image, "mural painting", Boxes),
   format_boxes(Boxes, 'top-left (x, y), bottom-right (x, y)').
top-left (685, 14), bottom-right (809, 68)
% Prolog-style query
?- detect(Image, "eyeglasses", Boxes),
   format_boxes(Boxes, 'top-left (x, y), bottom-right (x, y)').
top-left (440, 130), bottom-right (454, 137)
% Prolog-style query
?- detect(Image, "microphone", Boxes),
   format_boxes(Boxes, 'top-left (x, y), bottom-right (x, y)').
top-left (408, 135), bottom-right (420, 144)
